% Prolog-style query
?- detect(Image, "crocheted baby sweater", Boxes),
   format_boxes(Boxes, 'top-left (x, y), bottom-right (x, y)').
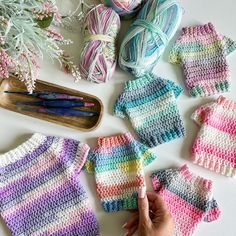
top-left (84, 133), bottom-right (157, 212)
top-left (192, 96), bottom-right (236, 177)
top-left (114, 73), bottom-right (185, 147)
top-left (169, 22), bottom-right (236, 97)
top-left (152, 165), bottom-right (221, 236)
top-left (0, 133), bottom-right (99, 236)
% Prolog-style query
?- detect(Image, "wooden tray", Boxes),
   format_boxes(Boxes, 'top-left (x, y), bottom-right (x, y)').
top-left (0, 77), bottom-right (103, 131)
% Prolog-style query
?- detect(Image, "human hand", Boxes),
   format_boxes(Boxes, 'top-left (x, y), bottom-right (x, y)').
top-left (123, 189), bottom-right (175, 236)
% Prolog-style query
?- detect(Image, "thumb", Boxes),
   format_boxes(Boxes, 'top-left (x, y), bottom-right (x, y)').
top-left (138, 186), bottom-right (150, 224)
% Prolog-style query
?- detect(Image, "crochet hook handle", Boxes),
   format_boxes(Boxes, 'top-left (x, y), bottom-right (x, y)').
top-left (17, 107), bottom-right (98, 117)
top-left (4, 91), bottom-right (83, 100)
top-left (16, 100), bottom-right (94, 108)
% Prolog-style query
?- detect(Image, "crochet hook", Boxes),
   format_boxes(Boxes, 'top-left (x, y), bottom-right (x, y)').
top-left (17, 107), bottom-right (98, 117)
top-left (16, 100), bottom-right (94, 108)
top-left (4, 91), bottom-right (83, 100)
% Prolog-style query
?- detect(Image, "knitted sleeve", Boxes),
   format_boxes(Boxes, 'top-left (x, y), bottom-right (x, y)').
top-left (204, 198), bottom-right (221, 222)
top-left (83, 149), bottom-right (96, 174)
top-left (56, 137), bottom-right (90, 175)
top-left (114, 93), bottom-right (127, 118)
top-left (135, 140), bottom-right (157, 167)
top-left (169, 39), bottom-right (182, 65)
top-left (222, 35), bottom-right (236, 56)
top-left (191, 102), bottom-right (215, 126)
top-left (167, 80), bottom-right (183, 98)
top-left (151, 169), bottom-right (175, 192)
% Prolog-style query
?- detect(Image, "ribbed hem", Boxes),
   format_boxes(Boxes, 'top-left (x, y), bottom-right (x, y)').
top-left (124, 73), bottom-right (156, 91)
top-left (182, 22), bottom-right (216, 36)
top-left (101, 196), bottom-right (138, 212)
top-left (179, 164), bottom-right (213, 191)
top-left (189, 80), bottom-right (230, 97)
top-left (143, 127), bottom-right (185, 148)
top-left (193, 154), bottom-right (236, 178)
top-left (216, 96), bottom-right (236, 110)
top-left (97, 133), bottom-right (134, 148)
top-left (0, 133), bottom-right (48, 167)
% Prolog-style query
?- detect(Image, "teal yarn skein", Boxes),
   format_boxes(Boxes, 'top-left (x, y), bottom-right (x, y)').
top-left (119, 0), bottom-right (182, 76)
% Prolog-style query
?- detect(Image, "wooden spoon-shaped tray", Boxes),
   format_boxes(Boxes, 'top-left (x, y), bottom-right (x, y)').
top-left (0, 77), bottom-right (103, 131)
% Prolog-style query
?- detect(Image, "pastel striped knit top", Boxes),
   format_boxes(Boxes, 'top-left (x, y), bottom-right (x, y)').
top-left (0, 133), bottom-right (99, 236)
top-left (192, 96), bottom-right (236, 178)
top-left (169, 22), bottom-right (236, 97)
top-left (114, 74), bottom-right (185, 147)
top-left (84, 133), bottom-right (157, 212)
top-left (152, 165), bottom-right (221, 236)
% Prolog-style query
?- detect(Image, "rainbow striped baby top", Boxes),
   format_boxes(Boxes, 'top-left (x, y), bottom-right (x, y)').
top-left (152, 165), bottom-right (221, 236)
top-left (169, 22), bottom-right (236, 97)
top-left (84, 133), bottom-right (157, 212)
top-left (0, 133), bottom-right (99, 236)
top-left (114, 73), bottom-right (185, 147)
top-left (192, 96), bottom-right (236, 177)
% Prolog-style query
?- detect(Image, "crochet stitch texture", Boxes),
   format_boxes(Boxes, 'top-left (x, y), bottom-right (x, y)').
top-left (114, 73), bottom-right (185, 147)
top-left (84, 133), bottom-right (157, 212)
top-left (0, 133), bottom-right (99, 236)
top-left (152, 164), bottom-right (221, 236)
top-left (169, 22), bottom-right (236, 97)
top-left (192, 96), bottom-right (236, 177)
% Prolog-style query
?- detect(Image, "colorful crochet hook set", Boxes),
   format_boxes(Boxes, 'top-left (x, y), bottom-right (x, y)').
top-left (0, 0), bottom-right (236, 236)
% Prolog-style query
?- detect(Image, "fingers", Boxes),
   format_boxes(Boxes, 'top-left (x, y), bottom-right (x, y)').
top-left (138, 187), bottom-right (150, 225)
top-left (123, 213), bottom-right (139, 229)
top-left (125, 225), bottom-right (138, 236)
top-left (146, 192), bottom-right (168, 213)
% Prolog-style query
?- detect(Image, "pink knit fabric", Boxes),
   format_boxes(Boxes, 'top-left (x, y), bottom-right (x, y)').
top-left (169, 22), bottom-right (236, 97)
top-left (192, 96), bottom-right (236, 177)
top-left (152, 165), bottom-right (221, 236)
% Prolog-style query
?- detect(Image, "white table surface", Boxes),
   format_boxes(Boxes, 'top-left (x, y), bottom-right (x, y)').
top-left (0, 0), bottom-right (236, 235)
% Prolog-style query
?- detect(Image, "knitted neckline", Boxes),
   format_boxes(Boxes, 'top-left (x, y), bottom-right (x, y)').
top-left (97, 133), bottom-right (134, 148)
top-left (181, 22), bottom-right (216, 36)
top-left (124, 74), bottom-right (157, 91)
top-left (217, 96), bottom-right (236, 109)
top-left (0, 133), bottom-right (48, 167)
top-left (179, 164), bottom-right (212, 191)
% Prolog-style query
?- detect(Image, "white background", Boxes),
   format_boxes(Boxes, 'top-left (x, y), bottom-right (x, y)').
top-left (0, 0), bottom-right (236, 235)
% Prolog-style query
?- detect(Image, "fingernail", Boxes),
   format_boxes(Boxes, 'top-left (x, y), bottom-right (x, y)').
top-left (122, 223), bottom-right (127, 228)
top-left (138, 186), bottom-right (146, 199)
top-left (124, 233), bottom-right (128, 236)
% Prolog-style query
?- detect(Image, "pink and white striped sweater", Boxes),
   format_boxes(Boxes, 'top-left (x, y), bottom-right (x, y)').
top-left (192, 96), bottom-right (236, 177)
top-left (152, 165), bottom-right (221, 236)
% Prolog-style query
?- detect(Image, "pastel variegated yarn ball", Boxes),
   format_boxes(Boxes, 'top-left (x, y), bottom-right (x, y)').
top-left (79, 4), bottom-right (120, 83)
top-left (119, 0), bottom-right (182, 76)
top-left (101, 0), bottom-right (145, 19)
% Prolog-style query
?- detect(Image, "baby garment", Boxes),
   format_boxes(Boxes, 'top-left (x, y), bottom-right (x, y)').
top-left (151, 164), bottom-right (221, 236)
top-left (169, 22), bottom-right (236, 97)
top-left (0, 133), bottom-right (99, 236)
top-left (84, 132), bottom-right (157, 212)
top-left (191, 96), bottom-right (236, 177)
top-left (114, 73), bottom-right (185, 147)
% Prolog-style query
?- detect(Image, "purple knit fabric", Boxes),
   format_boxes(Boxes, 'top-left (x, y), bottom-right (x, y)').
top-left (0, 133), bottom-right (99, 236)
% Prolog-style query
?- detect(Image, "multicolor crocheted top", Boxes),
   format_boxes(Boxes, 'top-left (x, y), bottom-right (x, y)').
top-left (152, 164), bottom-right (221, 236)
top-left (84, 133), bottom-right (157, 212)
top-left (114, 73), bottom-right (185, 147)
top-left (169, 22), bottom-right (236, 97)
top-left (192, 96), bottom-right (236, 178)
top-left (0, 133), bottom-right (99, 236)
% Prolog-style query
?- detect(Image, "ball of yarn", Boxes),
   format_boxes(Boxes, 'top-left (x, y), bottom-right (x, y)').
top-left (79, 4), bottom-right (120, 83)
top-left (119, 0), bottom-right (182, 76)
top-left (101, 0), bottom-right (145, 18)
